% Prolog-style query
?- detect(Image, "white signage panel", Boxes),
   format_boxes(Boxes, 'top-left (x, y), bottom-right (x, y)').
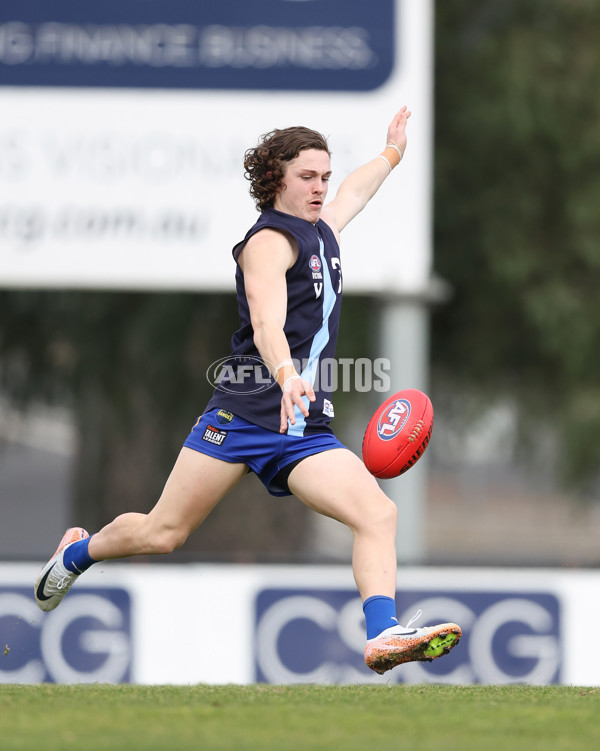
top-left (0, 1), bottom-right (432, 293)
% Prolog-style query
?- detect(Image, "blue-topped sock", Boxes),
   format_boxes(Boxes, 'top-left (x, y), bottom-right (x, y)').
top-left (63, 536), bottom-right (97, 575)
top-left (363, 595), bottom-right (399, 639)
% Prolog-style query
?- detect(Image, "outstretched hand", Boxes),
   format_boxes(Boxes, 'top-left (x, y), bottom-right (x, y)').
top-left (280, 377), bottom-right (316, 433)
top-left (386, 106), bottom-right (411, 158)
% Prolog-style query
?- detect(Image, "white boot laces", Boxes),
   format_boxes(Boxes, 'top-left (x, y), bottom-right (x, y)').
top-left (404, 609), bottom-right (423, 630)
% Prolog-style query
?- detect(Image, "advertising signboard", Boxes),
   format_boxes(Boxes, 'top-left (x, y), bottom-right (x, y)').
top-left (0, 0), bottom-right (433, 293)
top-left (0, 564), bottom-right (581, 687)
top-left (254, 587), bottom-right (561, 684)
top-left (0, 586), bottom-right (132, 683)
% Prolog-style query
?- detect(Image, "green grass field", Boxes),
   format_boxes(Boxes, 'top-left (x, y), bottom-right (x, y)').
top-left (2, 684), bottom-right (599, 751)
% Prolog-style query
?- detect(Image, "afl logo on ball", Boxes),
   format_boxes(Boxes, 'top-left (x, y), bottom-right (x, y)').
top-left (377, 399), bottom-right (411, 440)
top-left (309, 255), bottom-right (322, 272)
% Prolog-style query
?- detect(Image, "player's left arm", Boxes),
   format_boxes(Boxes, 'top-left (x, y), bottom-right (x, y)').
top-left (321, 106), bottom-right (411, 235)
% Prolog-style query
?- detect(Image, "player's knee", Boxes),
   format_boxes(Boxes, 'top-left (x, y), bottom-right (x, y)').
top-left (349, 493), bottom-right (397, 537)
top-left (370, 495), bottom-right (398, 532)
top-left (147, 527), bottom-right (188, 555)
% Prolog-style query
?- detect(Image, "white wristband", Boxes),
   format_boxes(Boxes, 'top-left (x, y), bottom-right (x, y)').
top-left (376, 154), bottom-right (392, 174)
top-left (274, 359), bottom-right (294, 374)
top-left (282, 374), bottom-right (302, 391)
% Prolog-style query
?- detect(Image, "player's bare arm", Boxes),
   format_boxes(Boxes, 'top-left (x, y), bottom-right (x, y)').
top-left (238, 229), bottom-right (316, 433)
top-left (321, 106), bottom-right (411, 236)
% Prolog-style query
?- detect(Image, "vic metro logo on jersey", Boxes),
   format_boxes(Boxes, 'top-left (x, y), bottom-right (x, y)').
top-left (309, 255), bottom-right (322, 272)
top-left (377, 399), bottom-right (411, 441)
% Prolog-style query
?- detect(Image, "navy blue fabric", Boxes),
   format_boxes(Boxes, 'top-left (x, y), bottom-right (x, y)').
top-left (205, 208), bottom-right (343, 436)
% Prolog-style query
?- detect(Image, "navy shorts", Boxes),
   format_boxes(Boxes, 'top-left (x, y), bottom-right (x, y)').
top-left (183, 408), bottom-right (346, 497)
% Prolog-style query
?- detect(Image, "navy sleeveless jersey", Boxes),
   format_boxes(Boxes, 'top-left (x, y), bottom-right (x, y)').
top-left (205, 207), bottom-right (343, 436)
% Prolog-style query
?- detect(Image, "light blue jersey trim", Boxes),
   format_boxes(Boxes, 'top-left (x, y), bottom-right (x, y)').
top-left (288, 237), bottom-right (336, 437)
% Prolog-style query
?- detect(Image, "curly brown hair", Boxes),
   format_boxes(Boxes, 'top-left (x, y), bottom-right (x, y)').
top-left (244, 126), bottom-right (331, 211)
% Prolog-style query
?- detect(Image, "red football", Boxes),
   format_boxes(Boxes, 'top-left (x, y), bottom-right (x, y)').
top-left (362, 388), bottom-right (434, 479)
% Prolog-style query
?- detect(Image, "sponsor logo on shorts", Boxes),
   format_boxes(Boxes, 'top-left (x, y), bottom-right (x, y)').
top-left (216, 410), bottom-right (234, 424)
top-left (202, 425), bottom-right (228, 446)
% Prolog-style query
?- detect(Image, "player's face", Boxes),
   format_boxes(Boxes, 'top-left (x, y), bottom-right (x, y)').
top-left (274, 149), bottom-right (331, 224)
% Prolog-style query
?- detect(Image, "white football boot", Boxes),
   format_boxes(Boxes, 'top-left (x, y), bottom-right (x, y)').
top-left (364, 610), bottom-right (462, 675)
top-left (34, 527), bottom-right (89, 611)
